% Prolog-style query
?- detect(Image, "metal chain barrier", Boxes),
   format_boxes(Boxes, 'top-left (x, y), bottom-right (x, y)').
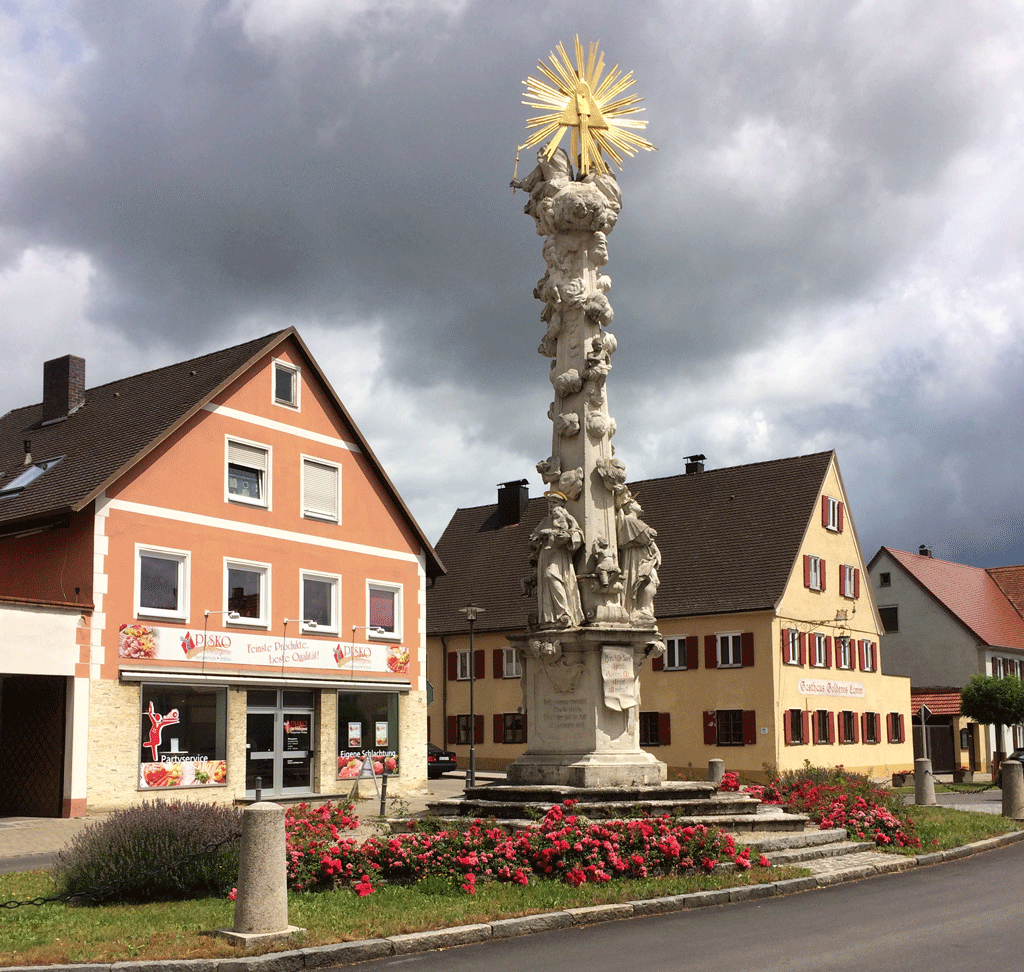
top-left (0, 828), bottom-right (241, 910)
top-left (922, 768), bottom-right (1001, 794)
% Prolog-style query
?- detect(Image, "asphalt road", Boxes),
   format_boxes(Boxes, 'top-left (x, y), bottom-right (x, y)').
top-left (338, 840), bottom-right (1024, 972)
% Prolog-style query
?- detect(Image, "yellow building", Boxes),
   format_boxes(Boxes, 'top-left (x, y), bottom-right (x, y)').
top-left (427, 452), bottom-right (913, 782)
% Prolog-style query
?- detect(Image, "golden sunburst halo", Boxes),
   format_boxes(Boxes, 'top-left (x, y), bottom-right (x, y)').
top-left (516, 36), bottom-right (655, 177)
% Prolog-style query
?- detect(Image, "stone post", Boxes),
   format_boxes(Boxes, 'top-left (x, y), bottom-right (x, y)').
top-left (1001, 760), bottom-right (1024, 819)
top-left (708, 758), bottom-right (725, 785)
top-left (218, 802), bottom-right (303, 946)
top-left (914, 757), bottom-right (936, 806)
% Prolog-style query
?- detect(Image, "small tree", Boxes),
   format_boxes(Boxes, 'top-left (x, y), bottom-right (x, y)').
top-left (960, 674), bottom-right (1024, 765)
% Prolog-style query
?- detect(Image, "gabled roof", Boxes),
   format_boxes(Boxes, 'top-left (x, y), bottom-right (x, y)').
top-left (427, 451), bottom-right (835, 635)
top-left (0, 328), bottom-right (443, 578)
top-left (873, 548), bottom-right (1024, 650)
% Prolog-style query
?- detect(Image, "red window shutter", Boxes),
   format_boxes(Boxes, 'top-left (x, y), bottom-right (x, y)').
top-left (825, 636), bottom-right (833, 668)
top-left (781, 628), bottom-right (788, 658)
top-left (854, 568), bottom-right (860, 598)
top-left (820, 559), bottom-right (826, 591)
top-left (799, 632), bottom-right (807, 666)
top-left (851, 712), bottom-right (859, 743)
top-left (705, 635), bottom-right (717, 669)
top-left (838, 563), bottom-right (844, 594)
top-left (871, 642), bottom-right (877, 671)
top-left (474, 713), bottom-right (484, 744)
top-left (741, 632), bottom-right (755, 668)
top-left (658, 712), bottom-right (672, 747)
top-left (784, 710), bottom-right (793, 745)
top-left (474, 649), bottom-right (485, 680)
top-left (522, 713), bottom-right (528, 743)
top-left (703, 710), bottom-right (717, 745)
top-left (447, 652), bottom-right (458, 681)
top-left (742, 710), bottom-right (757, 746)
top-left (802, 710), bottom-right (809, 743)
top-left (837, 502), bottom-right (844, 532)
top-left (837, 713), bottom-right (846, 744)
top-left (886, 713), bottom-right (894, 743)
top-left (446, 715), bottom-right (457, 745)
top-left (803, 554), bottom-right (811, 588)
top-left (827, 711), bottom-right (835, 744)
top-left (822, 495), bottom-right (829, 527)
top-left (493, 713), bottom-right (503, 744)
top-left (686, 637), bottom-right (699, 670)
top-left (899, 714), bottom-right (905, 742)
top-left (652, 653), bottom-right (664, 672)
top-left (493, 648), bottom-right (503, 679)
top-left (861, 712), bottom-right (868, 743)
top-left (811, 711), bottom-right (819, 744)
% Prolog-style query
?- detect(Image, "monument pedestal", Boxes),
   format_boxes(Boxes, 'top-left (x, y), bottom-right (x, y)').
top-left (506, 625), bottom-right (667, 787)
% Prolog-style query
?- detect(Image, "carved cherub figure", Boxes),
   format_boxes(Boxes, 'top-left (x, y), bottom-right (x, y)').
top-left (593, 536), bottom-right (620, 590)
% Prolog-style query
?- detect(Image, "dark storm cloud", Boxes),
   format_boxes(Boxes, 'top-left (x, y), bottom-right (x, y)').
top-left (2, 0), bottom-right (1023, 561)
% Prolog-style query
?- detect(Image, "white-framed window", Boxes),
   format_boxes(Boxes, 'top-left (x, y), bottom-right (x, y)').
top-left (860, 639), bottom-right (876, 672)
top-left (811, 633), bottom-right (827, 668)
top-left (302, 456), bottom-right (340, 522)
top-left (135, 545), bottom-right (189, 620)
top-left (717, 633), bottom-right (743, 668)
top-left (273, 359), bottom-right (300, 409)
top-left (841, 565), bottom-right (858, 598)
top-left (300, 571), bottom-right (339, 633)
top-left (225, 559), bottom-right (270, 627)
top-left (824, 495), bottom-right (842, 531)
top-left (456, 649), bottom-right (471, 680)
top-left (806, 555), bottom-right (823, 591)
top-left (226, 437), bottom-right (271, 508)
top-left (367, 581), bottom-right (402, 639)
top-left (502, 647), bottom-right (522, 678)
top-left (665, 637), bottom-right (688, 670)
top-left (784, 629), bottom-right (801, 666)
top-left (836, 636), bottom-right (851, 670)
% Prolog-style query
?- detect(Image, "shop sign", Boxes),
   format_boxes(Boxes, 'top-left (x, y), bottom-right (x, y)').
top-left (118, 622), bottom-right (409, 676)
top-left (797, 678), bottom-right (866, 698)
top-left (337, 751), bottom-right (398, 779)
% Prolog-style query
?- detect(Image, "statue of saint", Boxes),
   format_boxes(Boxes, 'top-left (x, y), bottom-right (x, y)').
top-left (616, 492), bottom-right (661, 622)
top-left (530, 492), bottom-right (585, 628)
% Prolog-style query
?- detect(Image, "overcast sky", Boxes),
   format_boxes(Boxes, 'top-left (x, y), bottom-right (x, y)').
top-left (2, 0), bottom-right (1023, 567)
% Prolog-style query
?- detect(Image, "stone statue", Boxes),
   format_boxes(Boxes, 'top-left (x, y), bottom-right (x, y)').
top-left (616, 492), bottom-right (661, 622)
top-left (530, 492), bottom-right (584, 628)
top-left (592, 537), bottom-right (621, 590)
top-left (511, 148), bottom-right (573, 236)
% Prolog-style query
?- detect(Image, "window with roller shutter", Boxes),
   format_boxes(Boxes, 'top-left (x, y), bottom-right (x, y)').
top-left (302, 457), bottom-right (339, 521)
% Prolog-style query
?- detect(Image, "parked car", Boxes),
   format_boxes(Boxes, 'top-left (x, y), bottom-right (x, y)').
top-left (427, 742), bottom-right (457, 779)
top-left (996, 749), bottom-right (1024, 786)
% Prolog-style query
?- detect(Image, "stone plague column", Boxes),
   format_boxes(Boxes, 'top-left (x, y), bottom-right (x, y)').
top-left (506, 144), bottom-right (666, 787)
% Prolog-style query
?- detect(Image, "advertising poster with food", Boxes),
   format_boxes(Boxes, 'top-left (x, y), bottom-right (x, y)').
top-left (140, 759), bottom-right (227, 788)
top-left (337, 751), bottom-right (398, 779)
top-left (118, 622), bottom-right (409, 678)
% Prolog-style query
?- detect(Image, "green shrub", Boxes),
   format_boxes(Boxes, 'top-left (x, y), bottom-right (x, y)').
top-left (51, 800), bottom-right (241, 904)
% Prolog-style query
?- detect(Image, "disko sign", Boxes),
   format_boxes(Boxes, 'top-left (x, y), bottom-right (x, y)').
top-left (119, 622), bottom-right (410, 676)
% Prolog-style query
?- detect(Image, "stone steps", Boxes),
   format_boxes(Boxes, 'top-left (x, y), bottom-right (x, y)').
top-left (732, 827), bottom-right (866, 865)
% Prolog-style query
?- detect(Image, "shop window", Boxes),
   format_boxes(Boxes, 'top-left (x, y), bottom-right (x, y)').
top-left (302, 458), bottom-right (339, 522)
top-left (139, 685), bottom-right (226, 789)
top-left (226, 560), bottom-right (270, 627)
top-left (337, 691), bottom-right (399, 779)
top-left (367, 582), bottom-right (401, 638)
top-left (226, 438), bottom-right (270, 507)
top-left (136, 545), bottom-right (189, 619)
top-left (301, 571), bottom-right (339, 632)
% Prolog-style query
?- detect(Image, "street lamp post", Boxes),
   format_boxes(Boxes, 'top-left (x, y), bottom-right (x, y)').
top-left (458, 603), bottom-right (485, 788)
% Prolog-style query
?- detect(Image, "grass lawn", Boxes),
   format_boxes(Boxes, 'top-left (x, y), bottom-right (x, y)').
top-left (897, 804), bottom-right (1024, 853)
top-left (1, 865), bottom-right (805, 967)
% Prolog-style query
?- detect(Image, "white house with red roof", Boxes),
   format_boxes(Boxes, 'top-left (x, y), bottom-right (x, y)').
top-left (867, 545), bottom-right (1024, 776)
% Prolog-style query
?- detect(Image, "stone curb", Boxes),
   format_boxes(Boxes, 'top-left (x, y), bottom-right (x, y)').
top-left (9, 830), bottom-right (1024, 972)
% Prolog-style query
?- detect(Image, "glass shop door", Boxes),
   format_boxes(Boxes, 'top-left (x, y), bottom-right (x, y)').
top-left (245, 689), bottom-right (315, 796)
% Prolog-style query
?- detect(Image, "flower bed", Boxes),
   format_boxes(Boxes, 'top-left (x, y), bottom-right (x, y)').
top-left (281, 799), bottom-right (765, 896)
top-left (721, 767), bottom-right (921, 850)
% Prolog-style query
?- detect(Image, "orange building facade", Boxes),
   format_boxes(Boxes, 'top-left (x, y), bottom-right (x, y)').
top-left (0, 330), bottom-right (442, 815)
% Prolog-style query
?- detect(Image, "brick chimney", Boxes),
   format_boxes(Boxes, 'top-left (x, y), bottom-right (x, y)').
top-left (42, 355), bottom-right (85, 423)
top-left (497, 479), bottom-right (529, 527)
top-left (918, 544), bottom-right (932, 558)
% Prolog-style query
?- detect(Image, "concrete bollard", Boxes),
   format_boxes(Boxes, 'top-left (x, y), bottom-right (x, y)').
top-left (219, 802), bottom-right (303, 945)
top-left (914, 757), bottom-right (936, 806)
top-left (708, 758), bottom-right (725, 785)
top-left (1001, 760), bottom-right (1024, 819)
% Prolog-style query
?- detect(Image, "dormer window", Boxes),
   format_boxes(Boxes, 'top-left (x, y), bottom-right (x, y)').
top-left (0, 455), bottom-right (64, 497)
top-left (273, 360), bottom-right (300, 409)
